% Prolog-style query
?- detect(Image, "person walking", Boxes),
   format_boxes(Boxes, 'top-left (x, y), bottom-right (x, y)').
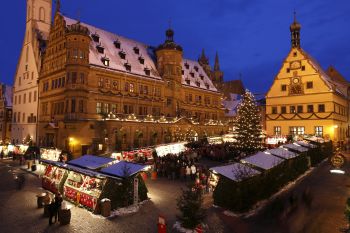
top-left (48, 199), bottom-right (56, 225)
top-left (185, 165), bottom-right (191, 181)
top-left (190, 164), bottom-right (196, 180)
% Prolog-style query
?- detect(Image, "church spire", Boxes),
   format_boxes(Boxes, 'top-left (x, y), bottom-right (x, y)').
top-left (290, 10), bottom-right (301, 48)
top-left (198, 48), bottom-right (209, 65)
top-left (55, 0), bottom-right (61, 13)
top-left (214, 52), bottom-right (220, 71)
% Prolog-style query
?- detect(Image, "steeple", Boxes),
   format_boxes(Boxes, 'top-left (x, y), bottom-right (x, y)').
top-left (198, 48), bottom-right (209, 65)
top-left (290, 11), bottom-right (301, 48)
top-left (214, 52), bottom-right (220, 71)
top-left (55, 0), bottom-right (61, 13)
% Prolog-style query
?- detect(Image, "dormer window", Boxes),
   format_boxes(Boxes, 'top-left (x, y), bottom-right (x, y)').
top-left (184, 62), bottom-right (189, 69)
top-left (190, 72), bottom-right (195, 77)
top-left (199, 74), bottom-right (204, 80)
top-left (181, 70), bottom-right (184, 75)
top-left (96, 44), bottom-right (104, 53)
top-left (114, 40), bottom-right (121, 49)
top-left (101, 57), bottom-right (110, 66)
top-left (205, 83), bottom-right (209, 89)
top-left (138, 56), bottom-right (144, 64)
top-left (144, 67), bottom-right (150, 76)
top-left (119, 50), bottom-right (126, 59)
top-left (133, 46), bottom-right (140, 54)
top-left (185, 78), bottom-right (190, 85)
top-left (91, 33), bottom-right (100, 43)
top-left (196, 81), bottom-right (200, 87)
top-left (194, 66), bottom-right (199, 72)
top-left (124, 62), bottom-right (131, 71)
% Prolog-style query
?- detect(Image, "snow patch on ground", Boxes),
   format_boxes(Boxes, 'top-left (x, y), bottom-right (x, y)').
top-left (109, 199), bottom-right (149, 217)
top-left (173, 222), bottom-right (207, 233)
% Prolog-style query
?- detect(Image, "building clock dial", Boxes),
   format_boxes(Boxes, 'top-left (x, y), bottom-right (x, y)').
top-left (293, 77), bottom-right (300, 84)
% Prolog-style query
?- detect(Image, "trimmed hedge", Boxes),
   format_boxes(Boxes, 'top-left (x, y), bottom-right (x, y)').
top-left (213, 142), bottom-right (332, 212)
top-left (99, 174), bottom-right (148, 210)
top-left (213, 153), bottom-right (309, 212)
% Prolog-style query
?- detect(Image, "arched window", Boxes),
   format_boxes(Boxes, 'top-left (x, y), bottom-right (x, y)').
top-left (39, 7), bottom-right (45, 22)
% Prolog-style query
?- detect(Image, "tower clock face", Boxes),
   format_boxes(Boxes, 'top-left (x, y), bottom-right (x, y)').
top-left (293, 78), bottom-right (300, 84)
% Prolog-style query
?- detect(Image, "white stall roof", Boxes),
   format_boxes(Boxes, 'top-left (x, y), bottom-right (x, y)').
top-left (295, 141), bottom-right (317, 148)
top-left (282, 143), bottom-right (309, 153)
top-left (304, 136), bottom-right (325, 143)
top-left (241, 151), bottom-right (285, 170)
top-left (210, 163), bottom-right (261, 182)
top-left (266, 148), bottom-right (298, 159)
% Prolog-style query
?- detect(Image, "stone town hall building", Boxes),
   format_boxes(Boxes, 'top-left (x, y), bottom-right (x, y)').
top-left (22, 1), bottom-right (229, 155)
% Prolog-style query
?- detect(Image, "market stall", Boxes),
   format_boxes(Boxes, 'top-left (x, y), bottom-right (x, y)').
top-left (120, 148), bottom-right (154, 162)
top-left (0, 144), bottom-right (15, 158)
top-left (266, 136), bottom-right (287, 146)
top-left (63, 169), bottom-right (106, 211)
top-left (40, 148), bottom-right (62, 161)
top-left (241, 151), bottom-right (285, 171)
top-left (282, 143), bottom-right (309, 153)
top-left (265, 148), bottom-right (298, 160)
top-left (41, 160), bottom-right (68, 194)
top-left (155, 142), bottom-right (187, 157)
top-left (207, 136), bottom-right (223, 145)
top-left (295, 140), bottom-right (318, 149)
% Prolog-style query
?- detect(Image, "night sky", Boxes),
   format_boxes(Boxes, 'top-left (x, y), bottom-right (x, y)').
top-left (1, 0), bottom-right (349, 94)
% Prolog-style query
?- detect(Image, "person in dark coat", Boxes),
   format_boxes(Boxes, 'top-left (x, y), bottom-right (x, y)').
top-left (48, 201), bottom-right (56, 225)
top-left (53, 193), bottom-right (63, 223)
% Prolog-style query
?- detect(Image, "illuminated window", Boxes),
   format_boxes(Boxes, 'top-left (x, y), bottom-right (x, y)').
top-left (315, 126), bottom-right (323, 137)
top-left (274, 126), bottom-right (281, 135)
top-left (290, 126), bottom-right (305, 136)
top-left (98, 78), bottom-right (103, 87)
top-left (96, 102), bottom-right (102, 114)
top-left (290, 106), bottom-right (296, 113)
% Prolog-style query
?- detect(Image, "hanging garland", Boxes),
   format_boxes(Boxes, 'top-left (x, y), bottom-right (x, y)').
top-left (266, 111), bottom-right (334, 120)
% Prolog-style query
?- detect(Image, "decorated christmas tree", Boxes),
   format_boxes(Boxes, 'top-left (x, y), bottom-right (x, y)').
top-left (234, 90), bottom-right (263, 154)
top-left (177, 185), bottom-right (206, 229)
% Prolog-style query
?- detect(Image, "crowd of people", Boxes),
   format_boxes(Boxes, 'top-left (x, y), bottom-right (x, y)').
top-left (154, 151), bottom-right (212, 193)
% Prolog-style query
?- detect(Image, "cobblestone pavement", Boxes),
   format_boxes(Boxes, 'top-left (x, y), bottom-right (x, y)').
top-left (0, 160), bottom-right (229, 233)
top-left (1, 154), bottom-right (348, 233)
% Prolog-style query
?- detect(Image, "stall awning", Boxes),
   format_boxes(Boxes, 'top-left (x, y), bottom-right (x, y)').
top-left (67, 155), bottom-right (115, 170)
top-left (210, 163), bottom-right (261, 182)
top-left (241, 151), bottom-right (285, 170)
top-left (100, 161), bottom-right (147, 178)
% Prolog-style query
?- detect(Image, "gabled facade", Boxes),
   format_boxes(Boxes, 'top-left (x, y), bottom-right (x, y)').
top-left (11, 0), bottom-right (52, 144)
top-left (38, 2), bottom-right (226, 156)
top-left (266, 16), bottom-right (350, 141)
top-left (0, 83), bottom-right (13, 144)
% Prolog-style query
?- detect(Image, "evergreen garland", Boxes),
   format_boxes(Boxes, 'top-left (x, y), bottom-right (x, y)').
top-left (234, 90), bottom-right (263, 154)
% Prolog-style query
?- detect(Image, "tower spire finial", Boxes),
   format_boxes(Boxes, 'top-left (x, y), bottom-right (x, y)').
top-left (55, 0), bottom-right (61, 13)
top-left (290, 11), bottom-right (301, 48)
top-left (214, 52), bottom-right (220, 71)
top-left (293, 9), bottom-right (296, 22)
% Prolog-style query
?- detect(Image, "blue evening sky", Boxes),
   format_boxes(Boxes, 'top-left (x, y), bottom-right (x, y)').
top-left (1, 0), bottom-right (349, 94)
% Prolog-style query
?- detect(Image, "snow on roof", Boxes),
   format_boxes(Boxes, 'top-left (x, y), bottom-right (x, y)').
top-left (266, 148), bottom-right (298, 159)
top-left (182, 59), bottom-right (217, 92)
top-left (282, 143), bottom-right (309, 153)
top-left (223, 94), bottom-right (241, 117)
top-left (295, 141), bottom-right (317, 148)
top-left (41, 159), bottom-right (107, 178)
top-left (241, 151), bottom-right (285, 170)
top-left (301, 49), bottom-right (349, 97)
top-left (101, 161), bottom-right (147, 178)
top-left (304, 136), bottom-right (325, 143)
top-left (210, 163), bottom-right (260, 182)
top-left (63, 16), bottom-right (218, 92)
top-left (67, 155), bottom-right (115, 170)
